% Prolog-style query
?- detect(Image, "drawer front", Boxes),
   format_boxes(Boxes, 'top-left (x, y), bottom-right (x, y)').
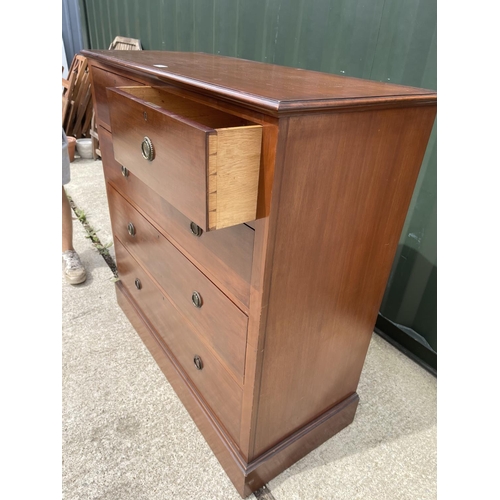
top-left (108, 86), bottom-right (209, 229)
top-left (115, 238), bottom-right (243, 442)
top-left (107, 184), bottom-right (248, 384)
top-left (91, 66), bottom-right (144, 131)
top-left (107, 86), bottom-right (262, 231)
top-left (100, 125), bottom-right (254, 310)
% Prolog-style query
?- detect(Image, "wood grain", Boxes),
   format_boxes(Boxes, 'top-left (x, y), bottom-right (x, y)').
top-left (89, 58), bottom-right (280, 219)
top-left (238, 120), bottom-right (291, 461)
top-left (83, 50), bottom-right (436, 115)
top-left (114, 86), bottom-right (249, 128)
top-left (84, 51), bottom-right (438, 497)
top-left (90, 66), bottom-right (144, 131)
top-left (108, 185), bottom-right (249, 386)
top-left (99, 125), bottom-right (254, 311)
top-left (115, 238), bottom-right (243, 443)
top-left (252, 105), bottom-right (437, 456)
top-left (107, 86), bottom-right (209, 229)
top-left (107, 86), bottom-right (262, 231)
top-left (209, 125), bottom-right (263, 230)
top-left (243, 393), bottom-right (358, 496)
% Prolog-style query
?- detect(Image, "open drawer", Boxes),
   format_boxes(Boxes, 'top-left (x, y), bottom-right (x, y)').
top-left (107, 86), bottom-right (262, 231)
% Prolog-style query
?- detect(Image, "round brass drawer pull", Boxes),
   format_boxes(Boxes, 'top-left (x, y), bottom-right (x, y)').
top-left (191, 291), bottom-right (202, 308)
top-left (141, 136), bottom-right (155, 161)
top-left (193, 355), bottom-right (203, 370)
top-left (127, 222), bottom-right (136, 236)
top-left (135, 278), bottom-right (142, 290)
top-left (121, 166), bottom-right (129, 177)
top-left (190, 222), bottom-right (203, 237)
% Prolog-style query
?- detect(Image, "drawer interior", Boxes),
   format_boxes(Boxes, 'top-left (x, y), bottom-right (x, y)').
top-left (117, 86), bottom-right (250, 129)
top-left (91, 68), bottom-right (144, 131)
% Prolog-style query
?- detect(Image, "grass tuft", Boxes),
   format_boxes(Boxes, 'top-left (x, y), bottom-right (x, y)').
top-left (66, 191), bottom-right (118, 278)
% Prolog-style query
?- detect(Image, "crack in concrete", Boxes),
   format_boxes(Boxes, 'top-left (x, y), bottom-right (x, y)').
top-left (67, 193), bottom-right (118, 278)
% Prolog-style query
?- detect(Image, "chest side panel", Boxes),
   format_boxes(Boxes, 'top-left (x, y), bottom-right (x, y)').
top-left (253, 105), bottom-right (436, 455)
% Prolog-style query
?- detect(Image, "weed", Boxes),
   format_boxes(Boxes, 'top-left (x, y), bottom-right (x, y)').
top-left (67, 195), bottom-right (118, 278)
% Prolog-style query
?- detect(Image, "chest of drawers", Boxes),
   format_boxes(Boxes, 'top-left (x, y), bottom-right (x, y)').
top-left (84, 49), bottom-right (436, 498)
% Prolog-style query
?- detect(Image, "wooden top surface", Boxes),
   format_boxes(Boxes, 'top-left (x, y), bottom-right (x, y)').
top-left (83, 50), bottom-right (436, 114)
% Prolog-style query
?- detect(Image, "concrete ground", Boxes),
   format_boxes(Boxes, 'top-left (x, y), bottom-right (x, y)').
top-left (62, 156), bottom-right (437, 500)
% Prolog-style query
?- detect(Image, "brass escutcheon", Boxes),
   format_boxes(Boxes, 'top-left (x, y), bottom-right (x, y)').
top-left (141, 136), bottom-right (154, 161)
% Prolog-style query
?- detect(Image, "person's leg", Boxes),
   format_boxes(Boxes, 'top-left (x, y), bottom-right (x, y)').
top-left (62, 188), bottom-right (86, 285)
top-left (62, 129), bottom-right (86, 284)
top-left (62, 188), bottom-right (86, 284)
top-left (62, 186), bottom-right (73, 252)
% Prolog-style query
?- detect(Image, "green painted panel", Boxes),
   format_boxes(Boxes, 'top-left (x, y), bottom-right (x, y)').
top-left (213, 0), bottom-right (239, 57)
top-left (237, 0), bottom-right (268, 62)
top-left (271, 0), bottom-right (305, 67)
top-left (194, 0), bottom-right (215, 53)
top-left (178, 0), bottom-right (196, 51)
top-left (158, 0), bottom-right (177, 50)
top-left (138, 0), bottom-right (159, 50)
top-left (370, 0), bottom-right (437, 88)
top-left (296, 0), bottom-right (332, 70)
top-left (322, 0), bottom-right (386, 77)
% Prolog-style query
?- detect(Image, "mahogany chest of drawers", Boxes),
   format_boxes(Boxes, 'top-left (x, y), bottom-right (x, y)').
top-left (84, 49), bottom-right (436, 498)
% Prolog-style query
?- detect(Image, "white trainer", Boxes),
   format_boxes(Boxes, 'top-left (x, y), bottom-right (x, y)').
top-left (62, 250), bottom-right (87, 285)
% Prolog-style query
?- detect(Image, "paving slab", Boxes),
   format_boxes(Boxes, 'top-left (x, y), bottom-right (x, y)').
top-left (267, 335), bottom-right (436, 500)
